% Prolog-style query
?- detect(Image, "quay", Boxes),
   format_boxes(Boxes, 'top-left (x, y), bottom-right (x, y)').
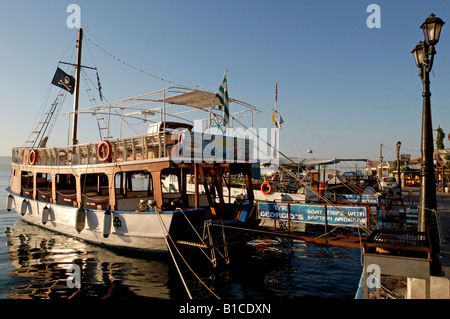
top-left (362, 186), bottom-right (450, 299)
top-left (247, 184), bottom-right (450, 299)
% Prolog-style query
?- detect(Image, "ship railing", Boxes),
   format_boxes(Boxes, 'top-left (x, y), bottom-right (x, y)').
top-left (11, 131), bottom-right (179, 166)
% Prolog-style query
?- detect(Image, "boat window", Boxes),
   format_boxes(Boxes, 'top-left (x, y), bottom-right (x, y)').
top-left (20, 171), bottom-right (33, 199)
top-left (55, 174), bottom-right (77, 206)
top-left (114, 171), bottom-right (154, 211)
top-left (36, 173), bottom-right (52, 201)
top-left (81, 173), bottom-right (110, 209)
top-left (161, 169), bottom-right (183, 210)
top-left (115, 171), bottom-right (153, 197)
top-left (161, 172), bottom-right (179, 193)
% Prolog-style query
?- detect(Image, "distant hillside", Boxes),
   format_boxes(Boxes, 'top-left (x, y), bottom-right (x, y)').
top-left (0, 156), bottom-right (11, 171)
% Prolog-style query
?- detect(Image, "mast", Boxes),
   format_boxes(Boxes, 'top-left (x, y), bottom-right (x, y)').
top-left (71, 27), bottom-right (83, 146)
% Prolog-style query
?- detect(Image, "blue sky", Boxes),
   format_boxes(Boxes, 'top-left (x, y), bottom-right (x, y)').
top-left (1, 0), bottom-right (450, 162)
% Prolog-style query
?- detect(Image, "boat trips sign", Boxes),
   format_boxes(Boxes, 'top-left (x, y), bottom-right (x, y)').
top-left (257, 203), bottom-right (367, 227)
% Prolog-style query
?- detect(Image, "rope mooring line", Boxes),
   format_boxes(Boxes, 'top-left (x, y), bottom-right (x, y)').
top-left (155, 209), bottom-right (221, 300)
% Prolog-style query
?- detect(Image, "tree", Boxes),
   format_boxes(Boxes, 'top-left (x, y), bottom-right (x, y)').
top-left (436, 125), bottom-right (445, 150)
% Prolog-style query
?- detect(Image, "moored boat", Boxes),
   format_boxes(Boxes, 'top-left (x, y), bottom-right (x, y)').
top-left (6, 28), bottom-right (260, 254)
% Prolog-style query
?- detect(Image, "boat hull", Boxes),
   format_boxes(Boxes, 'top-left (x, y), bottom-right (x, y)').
top-left (7, 191), bottom-right (174, 253)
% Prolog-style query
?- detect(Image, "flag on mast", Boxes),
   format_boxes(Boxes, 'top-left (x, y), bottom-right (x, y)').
top-left (273, 82), bottom-right (284, 129)
top-left (51, 67), bottom-right (75, 94)
top-left (96, 70), bottom-right (103, 101)
top-left (275, 82), bottom-right (278, 105)
top-left (216, 69), bottom-right (229, 127)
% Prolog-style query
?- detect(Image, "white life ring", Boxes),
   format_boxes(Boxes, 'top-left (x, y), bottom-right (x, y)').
top-left (29, 149), bottom-right (39, 165)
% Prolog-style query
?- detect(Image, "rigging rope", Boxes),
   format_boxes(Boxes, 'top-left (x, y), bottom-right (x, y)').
top-left (229, 114), bottom-right (372, 234)
top-left (155, 208), bottom-right (221, 299)
top-left (84, 33), bottom-right (193, 89)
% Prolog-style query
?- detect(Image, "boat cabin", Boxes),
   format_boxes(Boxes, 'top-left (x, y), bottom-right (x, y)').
top-left (10, 124), bottom-right (254, 219)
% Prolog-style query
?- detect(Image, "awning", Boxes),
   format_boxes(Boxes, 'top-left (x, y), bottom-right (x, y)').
top-left (299, 158), bottom-right (340, 166)
top-left (156, 89), bottom-right (236, 109)
top-left (261, 157), bottom-right (340, 166)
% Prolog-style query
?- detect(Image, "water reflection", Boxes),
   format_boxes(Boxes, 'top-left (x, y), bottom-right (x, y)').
top-left (5, 220), bottom-right (172, 299)
top-left (3, 218), bottom-right (363, 300)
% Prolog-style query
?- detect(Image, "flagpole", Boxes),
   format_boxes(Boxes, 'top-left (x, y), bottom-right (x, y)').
top-left (71, 27), bottom-right (83, 146)
top-left (273, 82), bottom-right (278, 158)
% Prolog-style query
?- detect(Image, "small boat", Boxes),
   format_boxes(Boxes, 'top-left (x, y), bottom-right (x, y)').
top-left (6, 28), bottom-right (260, 254)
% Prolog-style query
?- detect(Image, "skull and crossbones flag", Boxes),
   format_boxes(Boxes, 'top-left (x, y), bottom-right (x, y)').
top-left (51, 67), bottom-right (75, 94)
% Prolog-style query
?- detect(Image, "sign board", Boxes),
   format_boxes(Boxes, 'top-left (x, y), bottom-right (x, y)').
top-left (257, 202), bottom-right (367, 227)
top-left (400, 154), bottom-right (411, 162)
top-left (340, 194), bottom-right (378, 204)
top-left (175, 131), bottom-right (253, 163)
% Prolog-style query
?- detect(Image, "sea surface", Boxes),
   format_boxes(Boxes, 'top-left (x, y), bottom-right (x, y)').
top-left (0, 168), bottom-right (363, 300)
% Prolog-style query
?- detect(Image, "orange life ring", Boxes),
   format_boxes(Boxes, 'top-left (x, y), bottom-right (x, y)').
top-left (261, 181), bottom-right (273, 195)
top-left (29, 149), bottom-right (38, 165)
top-left (98, 140), bottom-right (112, 163)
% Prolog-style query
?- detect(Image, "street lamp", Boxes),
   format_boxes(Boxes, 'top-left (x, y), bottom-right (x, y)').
top-left (411, 41), bottom-right (426, 68)
top-left (411, 13), bottom-right (444, 235)
top-left (421, 13), bottom-right (445, 46)
top-left (396, 141), bottom-right (402, 195)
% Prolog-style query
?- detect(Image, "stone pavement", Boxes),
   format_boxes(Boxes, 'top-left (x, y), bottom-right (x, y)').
top-left (433, 190), bottom-right (450, 276)
top-left (404, 187), bottom-right (450, 276)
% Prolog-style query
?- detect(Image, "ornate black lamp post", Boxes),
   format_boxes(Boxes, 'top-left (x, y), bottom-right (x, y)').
top-left (411, 14), bottom-right (444, 234)
top-left (396, 141), bottom-right (402, 195)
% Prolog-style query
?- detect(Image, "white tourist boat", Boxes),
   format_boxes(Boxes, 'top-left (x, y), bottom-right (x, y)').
top-left (6, 28), bottom-right (260, 254)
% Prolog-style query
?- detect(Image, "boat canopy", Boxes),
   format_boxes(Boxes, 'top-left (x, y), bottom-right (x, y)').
top-left (65, 86), bottom-right (260, 124)
top-left (278, 157), bottom-right (340, 166)
top-left (155, 89), bottom-right (237, 109)
top-left (261, 157), bottom-right (370, 167)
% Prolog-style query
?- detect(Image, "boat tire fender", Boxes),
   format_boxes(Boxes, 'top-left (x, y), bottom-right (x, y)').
top-left (7, 194), bottom-right (14, 211)
top-left (42, 206), bottom-right (50, 225)
top-left (21, 199), bottom-right (28, 216)
top-left (75, 207), bottom-right (86, 233)
top-left (103, 210), bottom-right (112, 238)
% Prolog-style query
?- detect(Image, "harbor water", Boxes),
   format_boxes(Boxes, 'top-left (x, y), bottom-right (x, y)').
top-left (0, 169), bottom-right (363, 299)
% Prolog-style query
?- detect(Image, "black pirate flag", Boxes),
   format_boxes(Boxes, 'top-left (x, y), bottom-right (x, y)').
top-left (51, 67), bottom-right (75, 94)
